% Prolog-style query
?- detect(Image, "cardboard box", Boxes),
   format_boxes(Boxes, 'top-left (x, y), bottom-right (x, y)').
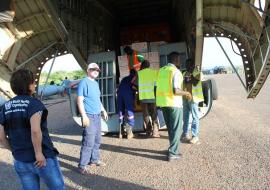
top-left (148, 51), bottom-right (160, 63)
top-left (150, 41), bottom-right (167, 52)
top-left (118, 55), bottom-right (128, 67)
top-left (149, 61), bottom-right (160, 70)
top-left (131, 42), bottom-right (149, 52)
top-left (141, 52), bottom-right (149, 60)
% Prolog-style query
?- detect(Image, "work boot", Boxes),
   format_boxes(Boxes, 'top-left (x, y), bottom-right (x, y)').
top-left (120, 124), bottom-right (126, 138)
top-left (189, 136), bottom-right (200, 144)
top-left (152, 125), bottom-right (160, 138)
top-left (180, 134), bottom-right (191, 143)
top-left (125, 124), bottom-right (134, 139)
top-left (146, 124), bottom-right (152, 137)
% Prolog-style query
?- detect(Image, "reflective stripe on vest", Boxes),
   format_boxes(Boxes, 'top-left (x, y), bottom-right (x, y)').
top-left (192, 81), bottom-right (204, 103)
top-left (156, 66), bottom-right (182, 107)
top-left (138, 68), bottom-right (157, 100)
top-left (183, 70), bottom-right (204, 103)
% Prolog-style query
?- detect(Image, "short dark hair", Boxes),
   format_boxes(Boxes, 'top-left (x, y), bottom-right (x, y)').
top-left (140, 60), bottom-right (150, 70)
top-left (186, 58), bottom-right (195, 71)
top-left (10, 69), bottom-right (34, 95)
top-left (124, 46), bottom-right (133, 55)
top-left (168, 52), bottom-right (180, 63)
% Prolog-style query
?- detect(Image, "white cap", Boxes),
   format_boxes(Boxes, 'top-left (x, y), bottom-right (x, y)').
top-left (87, 62), bottom-right (100, 71)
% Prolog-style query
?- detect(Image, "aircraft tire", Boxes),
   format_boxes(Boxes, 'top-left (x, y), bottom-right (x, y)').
top-left (209, 78), bottom-right (218, 100)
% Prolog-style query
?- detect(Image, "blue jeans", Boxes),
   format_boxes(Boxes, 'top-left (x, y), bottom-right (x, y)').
top-left (79, 114), bottom-right (101, 169)
top-left (14, 157), bottom-right (65, 190)
top-left (183, 99), bottom-right (200, 137)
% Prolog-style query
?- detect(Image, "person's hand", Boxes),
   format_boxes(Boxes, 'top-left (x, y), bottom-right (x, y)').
top-left (102, 110), bottom-right (108, 121)
top-left (35, 152), bottom-right (46, 168)
top-left (82, 115), bottom-right (90, 127)
top-left (185, 92), bottom-right (192, 101)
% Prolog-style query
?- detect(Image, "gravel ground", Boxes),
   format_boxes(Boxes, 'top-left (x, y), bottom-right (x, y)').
top-left (0, 74), bottom-right (270, 190)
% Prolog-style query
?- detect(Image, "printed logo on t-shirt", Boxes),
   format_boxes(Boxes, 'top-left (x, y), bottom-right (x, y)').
top-left (5, 101), bottom-right (11, 110)
top-left (5, 99), bottom-right (30, 115)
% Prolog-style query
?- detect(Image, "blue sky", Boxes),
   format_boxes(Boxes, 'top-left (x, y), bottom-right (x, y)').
top-left (42, 37), bottom-right (243, 73)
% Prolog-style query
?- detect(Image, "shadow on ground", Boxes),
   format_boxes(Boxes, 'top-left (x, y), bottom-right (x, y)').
top-left (0, 161), bottom-right (152, 190)
top-left (52, 135), bottom-right (167, 161)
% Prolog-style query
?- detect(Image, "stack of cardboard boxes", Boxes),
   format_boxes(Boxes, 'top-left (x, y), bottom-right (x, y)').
top-left (118, 41), bottom-right (165, 80)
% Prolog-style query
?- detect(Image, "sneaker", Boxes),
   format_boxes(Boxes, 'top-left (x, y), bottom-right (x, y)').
top-left (189, 136), bottom-right (200, 144)
top-left (152, 133), bottom-right (160, 138)
top-left (78, 167), bottom-right (92, 175)
top-left (89, 161), bottom-right (106, 167)
top-left (180, 134), bottom-right (191, 143)
top-left (168, 154), bottom-right (181, 162)
top-left (152, 126), bottom-right (160, 138)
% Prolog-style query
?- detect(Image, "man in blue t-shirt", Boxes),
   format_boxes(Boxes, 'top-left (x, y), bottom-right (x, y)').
top-left (0, 69), bottom-right (65, 189)
top-left (77, 62), bottom-right (108, 175)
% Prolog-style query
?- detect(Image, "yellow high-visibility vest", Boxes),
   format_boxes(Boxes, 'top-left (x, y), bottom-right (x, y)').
top-left (156, 65), bottom-right (182, 107)
top-left (138, 68), bottom-right (157, 100)
top-left (183, 69), bottom-right (204, 103)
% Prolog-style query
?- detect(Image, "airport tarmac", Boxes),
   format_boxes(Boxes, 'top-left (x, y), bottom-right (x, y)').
top-left (0, 74), bottom-right (270, 190)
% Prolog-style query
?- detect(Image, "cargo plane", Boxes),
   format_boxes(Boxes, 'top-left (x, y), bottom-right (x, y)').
top-left (0, 0), bottom-right (269, 132)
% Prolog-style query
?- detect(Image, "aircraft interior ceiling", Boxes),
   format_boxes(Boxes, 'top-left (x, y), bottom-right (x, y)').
top-left (0, 0), bottom-right (269, 98)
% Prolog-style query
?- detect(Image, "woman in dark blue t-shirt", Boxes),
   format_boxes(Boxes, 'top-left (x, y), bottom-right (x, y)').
top-left (0, 69), bottom-right (65, 190)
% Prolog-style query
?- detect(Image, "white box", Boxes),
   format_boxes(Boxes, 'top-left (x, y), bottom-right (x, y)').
top-left (150, 41), bottom-right (167, 52)
top-left (131, 42), bottom-right (148, 52)
top-left (149, 61), bottom-right (160, 70)
top-left (118, 55), bottom-right (128, 66)
top-left (141, 52), bottom-right (149, 60)
top-left (148, 52), bottom-right (160, 63)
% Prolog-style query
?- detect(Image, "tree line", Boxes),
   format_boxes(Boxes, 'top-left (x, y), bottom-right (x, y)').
top-left (39, 70), bottom-right (86, 85)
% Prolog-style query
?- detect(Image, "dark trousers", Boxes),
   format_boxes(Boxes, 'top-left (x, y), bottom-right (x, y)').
top-left (141, 102), bottom-right (159, 132)
top-left (161, 107), bottom-right (183, 156)
top-left (79, 114), bottom-right (101, 169)
top-left (117, 92), bottom-right (135, 127)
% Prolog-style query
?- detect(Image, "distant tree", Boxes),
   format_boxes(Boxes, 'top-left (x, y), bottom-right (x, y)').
top-left (39, 70), bottom-right (86, 85)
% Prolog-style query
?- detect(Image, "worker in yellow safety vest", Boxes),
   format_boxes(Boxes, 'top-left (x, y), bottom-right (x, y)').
top-left (124, 46), bottom-right (144, 71)
top-left (137, 60), bottom-right (160, 138)
top-left (180, 58), bottom-right (204, 145)
top-left (156, 52), bottom-right (191, 162)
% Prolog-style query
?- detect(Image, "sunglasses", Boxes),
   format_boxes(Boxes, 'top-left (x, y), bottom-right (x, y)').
top-left (90, 68), bottom-right (100, 72)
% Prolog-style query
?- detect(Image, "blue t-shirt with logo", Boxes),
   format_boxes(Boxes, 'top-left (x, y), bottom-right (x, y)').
top-left (77, 77), bottom-right (101, 114)
top-left (0, 95), bottom-right (58, 162)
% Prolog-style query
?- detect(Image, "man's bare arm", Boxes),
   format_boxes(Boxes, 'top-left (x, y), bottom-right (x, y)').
top-left (77, 96), bottom-right (86, 117)
top-left (0, 124), bottom-right (11, 150)
top-left (174, 88), bottom-right (192, 100)
top-left (30, 112), bottom-right (46, 167)
top-left (77, 96), bottom-right (90, 127)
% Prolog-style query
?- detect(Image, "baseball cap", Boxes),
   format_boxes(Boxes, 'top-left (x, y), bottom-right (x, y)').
top-left (87, 63), bottom-right (100, 71)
